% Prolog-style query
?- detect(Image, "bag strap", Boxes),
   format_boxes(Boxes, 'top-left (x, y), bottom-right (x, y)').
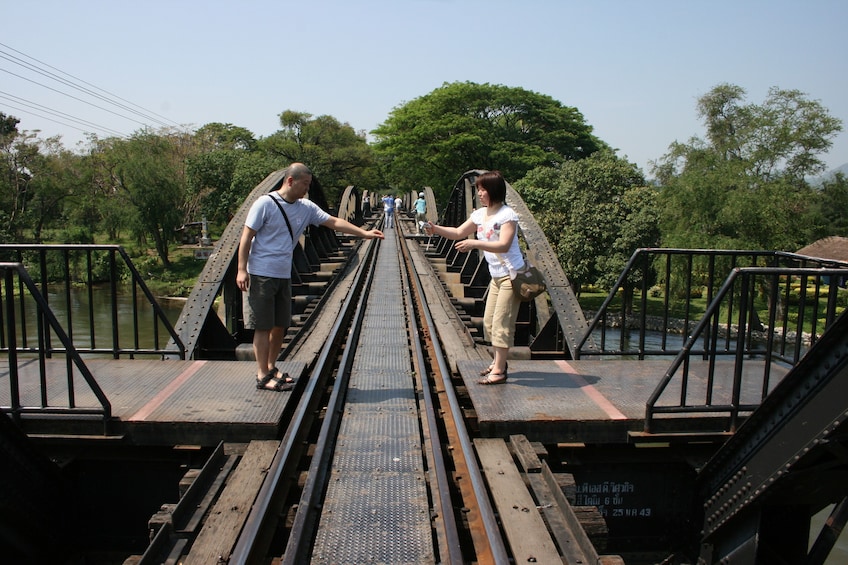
top-left (268, 194), bottom-right (295, 241)
top-left (497, 252), bottom-right (527, 272)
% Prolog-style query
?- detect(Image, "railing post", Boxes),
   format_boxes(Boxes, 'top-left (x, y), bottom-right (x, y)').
top-left (730, 271), bottom-right (751, 432)
top-left (4, 268), bottom-right (21, 417)
top-left (109, 249), bottom-right (120, 359)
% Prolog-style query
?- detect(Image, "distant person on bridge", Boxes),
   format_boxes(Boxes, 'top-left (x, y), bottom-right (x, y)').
top-left (382, 194), bottom-right (395, 229)
top-left (237, 163), bottom-right (384, 391)
top-left (362, 193), bottom-right (371, 217)
top-left (413, 191), bottom-right (427, 234)
top-left (423, 170), bottom-right (521, 385)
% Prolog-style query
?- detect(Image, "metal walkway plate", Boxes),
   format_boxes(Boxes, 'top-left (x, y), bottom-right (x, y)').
top-left (460, 358), bottom-right (789, 444)
top-left (312, 232), bottom-right (434, 565)
top-left (1, 359), bottom-right (305, 443)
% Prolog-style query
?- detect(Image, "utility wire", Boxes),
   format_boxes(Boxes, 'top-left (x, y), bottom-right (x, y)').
top-left (0, 55), bottom-right (168, 128)
top-left (0, 91), bottom-right (127, 137)
top-left (0, 67), bottom-right (164, 129)
top-left (0, 100), bottom-right (127, 139)
top-left (0, 41), bottom-right (181, 138)
top-left (0, 41), bottom-right (179, 127)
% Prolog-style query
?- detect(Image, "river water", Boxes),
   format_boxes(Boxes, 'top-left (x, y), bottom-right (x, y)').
top-left (16, 287), bottom-right (185, 352)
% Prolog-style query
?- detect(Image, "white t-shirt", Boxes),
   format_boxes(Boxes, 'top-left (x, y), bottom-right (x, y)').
top-left (469, 205), bottom-right (524, 278)
top-left (244, 194), bottom-right (330, 278)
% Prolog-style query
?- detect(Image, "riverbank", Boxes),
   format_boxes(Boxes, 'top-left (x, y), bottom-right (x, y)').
top-left (585, 310), bottom-right (817, 348)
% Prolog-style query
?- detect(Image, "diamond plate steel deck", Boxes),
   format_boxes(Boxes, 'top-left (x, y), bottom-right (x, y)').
top-left (312, 232), bottom-right (434, 564)
top-left (0, 359), bottom-right (307, 443)
top-left (460, 358), bottom-right (788, 444)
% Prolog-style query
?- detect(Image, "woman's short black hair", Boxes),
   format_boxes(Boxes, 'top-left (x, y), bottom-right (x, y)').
top-left (476, 170), bottom-right (507, 204)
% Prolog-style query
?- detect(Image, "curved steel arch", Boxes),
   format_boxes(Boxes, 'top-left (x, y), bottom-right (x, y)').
top-left (417, 187), bottom-right (438, 225)
top-left (337, 185), bottom-right (362, 226)
top-left (434, 170), bottom-right (594, 359)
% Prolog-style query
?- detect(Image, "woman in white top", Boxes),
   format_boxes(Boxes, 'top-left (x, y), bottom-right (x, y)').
top-left (424, 171), bottom-right (523, 384)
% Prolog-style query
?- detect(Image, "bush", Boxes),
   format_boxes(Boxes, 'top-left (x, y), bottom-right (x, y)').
top-left (60, 227), bottom-right (94, 244)
top-left (787, 284), bottom-right (831, 306)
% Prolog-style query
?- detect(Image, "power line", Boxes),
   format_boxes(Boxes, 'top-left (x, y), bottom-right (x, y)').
top-left (0, 41), bottom-right (182, 139)
top-left (0, 66), bottom-right (162, 128)
top-left (0, 41), bottom-right (180, 127)
top-left (0, 91), bottom-right (127, 137)
top-left (0, 50), bottom-right (173, 128)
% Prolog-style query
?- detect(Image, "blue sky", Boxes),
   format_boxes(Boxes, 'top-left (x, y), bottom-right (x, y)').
top-left (3, 0), bottom-right (847, 178)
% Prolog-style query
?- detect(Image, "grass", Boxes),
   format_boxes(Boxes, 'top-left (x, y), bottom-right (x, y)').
top-left (120, 244), bottom-right (208, 297)
top-left (578, 287), bottom-right (846, 336)
top-left (577, 290), bottom-right (709, 320)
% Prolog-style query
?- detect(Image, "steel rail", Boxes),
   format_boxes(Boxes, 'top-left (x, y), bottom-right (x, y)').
top-left (227, 234), bottom-right (380, 564)
top-left (399, 224), bottom-right (510, 564)
top-left (396, 224), bottom-right (464, 564)
top-left (279, 234), bottom-right (382, 564)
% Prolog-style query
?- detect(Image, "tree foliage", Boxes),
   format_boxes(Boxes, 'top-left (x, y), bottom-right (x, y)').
top-left (654, 84), bottom-right (843, 251)
top-left (808, 172), bottom-right (848, 238)
top-left (194, 122), bottom-right (257, 152)
top-left (259, 111), bottom-right (374, 204)
top-left (515, 151), bottom-right (657, 290)
top-left (2, 79), bottom-right (844, 286)
top-left (104, 133), bottom-right (186, 266)
top-left (0, 113), bottom-right (86, 242)
top-left (0, 113), bottom-right (34, 239)
top-left (372, 82), bottom-right (605, 199)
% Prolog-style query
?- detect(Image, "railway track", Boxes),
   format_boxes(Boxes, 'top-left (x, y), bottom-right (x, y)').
top-left (6, 170), bottom-right (848, 564)
top-left (137, 218), bottom-right (516, 564)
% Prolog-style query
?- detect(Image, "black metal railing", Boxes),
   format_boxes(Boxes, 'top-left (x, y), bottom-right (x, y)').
top-left (1, 262), bottom-right (111, 430)
top-left (0, 244), bottom-right (185, 359)
top-left (574, 248), bottom-right (848, 432)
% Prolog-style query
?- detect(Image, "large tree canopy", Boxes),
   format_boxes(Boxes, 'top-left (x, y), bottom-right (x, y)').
top-left (372, 82), bottom-right (605, 198)
top-left (653, 83), bottom-right (843, 251)
top-left (259, 111), bottom-right (375, 205)
top-left (105, 133), bottom-right (186, 266)
top-left (515, 150), bottom-right (657, 291)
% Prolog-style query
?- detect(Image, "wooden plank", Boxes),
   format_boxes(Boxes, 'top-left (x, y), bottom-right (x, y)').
top-left (527, 473), bottom-right (594, 564)
top-left (539, 459), bottom-right (604, 563)
top-left (182, 440), bottom-right (280, 565)
top-left (555, 472), bottom-right (577, 502)
top-left (573, 506), bottom-right (609, 552)
top-left (409, 241), bottom-right (489, 374)
top-left (509, 434), bottom-right (542, 473)
top-left (474, 438), bottom-right (562, 564)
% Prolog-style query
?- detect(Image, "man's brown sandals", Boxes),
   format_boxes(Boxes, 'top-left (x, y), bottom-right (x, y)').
top-left (256, 367), bottom-right (296, 391)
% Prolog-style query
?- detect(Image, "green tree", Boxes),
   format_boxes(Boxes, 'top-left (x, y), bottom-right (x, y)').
top-left (653, 84), bottom-right (842, 251)
top-left (24, 138), bottom-right (85, 242)
top-left (194, 122), bottom-right (257, 152)
top-left (0, 114), bottom-right (85, 242)
top-left (106, 133), bottom-right (185, 266)
top-left (808, 172), bottom-right (848, 239)
top-left (0, 113), bottom-right (36, 240)
top-left (372, 81), bottom-right (604, 199)
top-left (186, 123), bottom-right (281, 224)
top-left (186, 150), bottom-right (243, 224)
top-left (515, 151), bottom-right (656, 291)
top-left (78, 136), bottom-right (136, 240)
top-left (259, 111), bottom-right (375, 204)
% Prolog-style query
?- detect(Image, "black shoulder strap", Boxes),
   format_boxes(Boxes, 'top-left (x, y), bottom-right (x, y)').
top-left (267, 195), bottom-right (295, 241)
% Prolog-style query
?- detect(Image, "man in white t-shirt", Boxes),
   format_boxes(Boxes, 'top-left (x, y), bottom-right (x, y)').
top-left (237, 163), bottom-right (383, 391)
